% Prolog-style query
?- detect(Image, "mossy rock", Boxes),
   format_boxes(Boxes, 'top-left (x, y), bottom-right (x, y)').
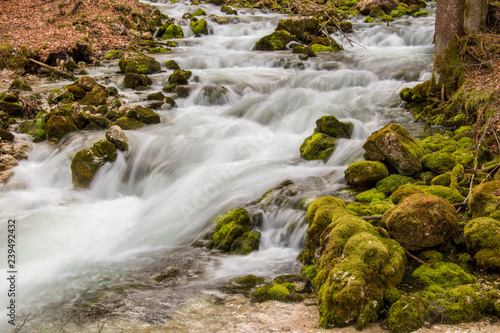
top-left (344, 161), bottom-right (389, 187)
top-left (127, 106), bottom-right (160, 124)
top-left (0, 100), bottom-right (23, 117)
top-left (71, 140), bottom-right (117, 189)
top-left (252, 283), bottom-right (303, 302)
top-left (310, 44), bottom-right (341, 53)
top-left (66, 84), bottom-right (86, 100)
top-left (468, 180), bottom-right (500, 220)
top-left (254, 30), bottom-right (296, 51)
top-left (431, 172), bottom-right (452, 186)
top-left (346, 201), bottom-right (393, 218)
top-left (414, 10), bottom-right (429, 17)
top-left (192, 8), bottom-right (207, 16)
top-left (411, 261), bottom-right (476, 289)
top-left (168, 69), bottom-right (192, 85)
top-left (422, 152), bottom-right (456, 173)
top-left (200, 85), bottom-right (229, 105)
top-left (110, 117), bottom-right (145, 130)
top-left (118, 51), bottom-right (161, 74)
top-left (93, 139), bottom-right (117, 162)
top-left (315, 115), bottom-right (353, 138)
top-left (9, 79), bottom-right (32, 91)
top-left (387, 296), bottom-right (428, 333)
top-left (45, 115), bottom-right (78, 142)
top-left (206, 208), bottom-right (261, 255)
top-left (299, 132), bottom-right (336, 161)
top-left (375, 174), bottom-right (414, 196)
top-left (390, 184), bottom-right (465, 204)
top-left (190, 18), bottom-right (209, 35)
top-left (74, 76), bottom-right (98, 91)
top-left (0, 43), bottom-right (29, 70)
top-left (165, 59), bottom-right (180, 70)
top-left (275, 16), bottom-right (321, 43)
top-left (382, 193), bottom-right (458, 251)
top-left (315, 210), bottom-right (407, 329)
top-left (146, 91), bottom-right (165, 101)
top-left (104, 49), bottom-right (122, 60)
top-left (124, 73), bottom-right (152, 89)
top-left (355, 189), bottom-right (386, 203)
top-left (158, 23), bottom-right (184, 39)
top-left (19, 111), bottom-right (47, 142)
top-left (80, 85), bottom-right (107, 106)
top-left (363, 123), bottom-right (425, 176)
top-left (464, 217), bottom-right (500, 270)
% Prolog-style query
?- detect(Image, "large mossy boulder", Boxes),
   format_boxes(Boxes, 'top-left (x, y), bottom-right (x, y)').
top-left (205, 208), bottom-right (261, 255)
top-left (464, 217), bottom-right (500, 270)
top-left (382, 193), bottom-right (458, 251)
top-left (0, 100), bottom-right (23, 117)
top-left (45, 115), bottom-right (78, 142)
top-left (190, 18), bottom-right (209, 35)
top-left (468, 180), bottom-right (500, 220)
top-left (126, 105), bottom-right (160, 124)
top-left (254, 30), bottom-right (296, 51)
top-left (315, 115), bottom-right (353, 138)
top-left (363, 123), bottom-right (425, 176)
top-left (124, 73), bottom-right (152, 89)
top-left (344, 161), bottom-right (389, 187)
top-left (80, 85), bottom-right (107, 106)
top-left (276, 16), bottom-right (321, 42)
top-left (390, 184), bottom-right (465, 204)
top-left (71, 139), bottom-right (117, 188)
top-left (299, 132), bottom-right (336, 161)
top-left (168, 69), bottom-right (192, 85)
top-left (307, 201), bottom-right (406, 329)
top-left (118, 51), bottom-right (161, 74)
top-left (157, 22), bottom-right (184, 39)
top-left (0, 43), bottom-right (29, 71)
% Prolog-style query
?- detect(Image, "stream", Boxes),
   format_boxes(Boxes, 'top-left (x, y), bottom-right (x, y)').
top-left (0, 1), bottom-right (436, 331)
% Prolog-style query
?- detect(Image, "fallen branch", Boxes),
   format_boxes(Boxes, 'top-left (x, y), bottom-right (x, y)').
top-left (378, 227), bottom-right (428, 266)
top-left (28, 58), bottom-right (75, 80)
top-left (12, 313), bottom-right (31, 333)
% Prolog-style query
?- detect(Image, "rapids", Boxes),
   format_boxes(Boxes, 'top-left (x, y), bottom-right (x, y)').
top-left (0, 1), bottom-right (436, 331)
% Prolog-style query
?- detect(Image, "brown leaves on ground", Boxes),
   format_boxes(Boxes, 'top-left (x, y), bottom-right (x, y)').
top-left (0, 0), bottom-right (151, 61)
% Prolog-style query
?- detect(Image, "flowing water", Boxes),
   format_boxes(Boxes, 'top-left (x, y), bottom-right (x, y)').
top-left (0, 1), bottom-right (436, 331)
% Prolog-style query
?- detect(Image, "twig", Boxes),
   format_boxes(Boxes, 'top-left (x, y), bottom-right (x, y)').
top-left (28, 58), bottom-right (75, 80)
top-left (12, 313), bottom-right (31, 333)
top-left (377, 227), bottom-right (428, 265)
top-left (97, 297), bottom-right (122, 333)
top-left (59, 315), bottom-right (73, 332)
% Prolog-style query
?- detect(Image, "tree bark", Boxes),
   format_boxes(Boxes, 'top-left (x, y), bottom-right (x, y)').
top-left (464, 0), bottom-right (488, 33)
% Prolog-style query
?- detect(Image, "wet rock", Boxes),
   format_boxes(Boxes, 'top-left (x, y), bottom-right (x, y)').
top-left (0, 100), bottom-right (23, 117)
top-left (126, 105), bottom-right (160, 124)
top-left (157, 23), bottom-right (184, 39)
top-left (175, 85), bottom-right (190, 98)
top-left (357, 0), bottom-right (398, 15)
top-left (105, 125), bottom-right (128, 151)
top-left (0, 154), bottom-right (18, 171)
top-left (146, 91), bottom-right (165, 101)
top-left (375, 174), bottom-right (414, 196)
top-left (18, 111), bottom-right (47, 142)
top-left (118, 51), bottom-right (161, 74)
top-left (468, 180), bottom-right (500, 220)
top-left (422, 152), bottom-right (457, 173)
top-left (45, 115), bottom-right (78, 142)
top-left (0, 111), bottom-right (9, 129)
top-left (66, 84), bottom-right (87, 99)
top-left (80, 85), bottom-right (107, 106)
top-left (252, 283), bottom-right (303, 302)
top-left (0, 128), bottom-right (14, 141)
top-left (0, 90), bottom-right (19, 103)
top-left (464, 217), bottom-right (500, 270)
top-left (168, 69), bottom-right (192, 85)
top-left (382, 193), bottom-right (458, 251)
top-left (74, 76), bottom-right (98, 92)
top-left (200, 85), bottom-right (229, 105)
top-left (47, 89), bottom-right (74, 105)
top-left (221, 5), bottom-right (238, 15)
top-left (315, 115), bottom-right (353, 139)
top-left (88, 114), bottom-right (110, 129)
top-left (390, 184), bottom-right (464, 204)
top-left (0, 43), bottom-right (29, 71)
top-left (71, 139), bottom-right (117, 188)
top-left (190, 18), bottom-right (209, 35)
top-left (254, 30), bottom-right (296, 51)
top-left (165, 59), bottom-right (180, 70)
top-left (0, 170), bottom-right (14, 183)
top-left (345, 161), bottom-right (389, 187)
top-left (123, 73), bottom-right (152, 89)
top-left (363, 123), bottom-right (425, 176)
top-left (300, 132), bottom-right (336, 161)
top-left (110, 117), bottom-right (145, 130)
top-left (9, 79), bottom-right (32, 91)
top-left (276, 16), bottom-right (321, 43)
top-left (205, 208), bottom-right (261, 255)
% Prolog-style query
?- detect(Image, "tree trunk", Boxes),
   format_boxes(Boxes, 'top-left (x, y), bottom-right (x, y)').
top-left (464, 0), bottom-right (488, 33)
top-left (432, 0), bottom-right (465, 96)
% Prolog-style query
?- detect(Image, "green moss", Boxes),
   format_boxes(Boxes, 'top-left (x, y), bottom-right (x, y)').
top-left (104, 49), bottom-right (121, 60)
top-left (379, 14), bottom-right (394, 22)
top-left (315, 115), bottom-right (353, 138)
top-left (9, 79), bottom-right (32, 91)
top-left (346, 201), bottom-right (392, 218)
top-left (299, 132), bottom-right (336, 161)
top-left (168, 69), bottom-right (192, 85)
top-left (344, 161), bottom-right (389, 187)
top-left (159, 23), bottom-right (184, 39)
top-left (310, 44), bottom-right (339, 53)
top-left (190, 18), bottom-right (208, 35)
top-left (364, 16), bottom-right (374, 23)
top-left (375, 174), bottom-right (414, 196)
top-left (45, 115), bottom-right (78, 142)
top-left (154, 269), bottom-right (180, 282)
top-left (414, 10), bottom-right (429, 17)
top-left (468, 181), bottom-right (500, 219)
top-left (80, 85), bottom-right (107, 106)
top-left (431, 172), bottom-right (452, 186)
top-left (423, 152), bottom-right (457, 173)
top-left (412, 262), bottom-right (476, 289)
top-left (254, 30), bottom-right (295, 51)
top-left (252, 283), bottom-right (303, 302)
top-left (93, 140), bottom-right (117, 162)
top-left (126, 105), bottom-right (160, 124)
top-left (387, 296), bottom-right (428, 333)
top-left (384, 286), bottom-right (402, 304)
top-left (192, 8), bottom-right (206, 16)
top-left (390, 184), bottom-right (465, 204)
top-left (118, 51), bottom-right (162, 74)
top-left (355, 189), bottom-right (386, 203)
top-left (111, 117), bottom-right (145, 130)
top-left (232, 275), bottom-right (266, 287)
top-left (302, 264), bottom-right (317, 283)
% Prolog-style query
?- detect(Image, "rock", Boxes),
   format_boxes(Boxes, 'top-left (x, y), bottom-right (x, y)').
top-left (192, 8), bottom-right (207, 16)
top-left (200, 85), bottom-right (229, 105)
top-left (0, 43), bottom-right (29, 71)
top-left (387, 296), bottom-right (428, 333)
top-left (357, 0), bottom-right (398, 15)
top-left (205, 208), bottom-right (261, 255)
top-left (88, 114), bottom-right (110, 128)
top-left (0, 154), bottom-right (18, 171)
top-left (123, 73), bottom-right (152, 89)
top-left (221, 5), bottom-right (238, 15)
top-left (363, 123), bottom-right (425, 176)
top-left (165, 59), bottom-right (180, 70)
top-left (315, 115), bottom-right (353, 138)
top-left (80, 85), bottom-right (107, 106)
top-left (106, 125), bottom-right (128, 151)
top-left (74, 76), bottom-right (98, 91)
top-left (175, 85), bottom-right (190, 98)
top-left (252, 283), bottom-right (303, 302)
top-left (254, 30), bottom-right (296, 51)
top-left (0, 128), bottom-right (15, 141)
top-left (110, 117), bottom-right (145, 130)
top-left (168, 69), bottom-right (192, 85)
top-left (71, 140), bottom-right (117, 188)
top-left (276, 16), bottom-right (321, 42)
top-left (310, 204), bottom-right (406, 329)
top-left (157, 23), bottom-right (184, 39)
top-left (47, 89), bottom-right (74, 105)
top-left (390, 184), bottom-right (464, 204)
top-left (299, 132), bottom-right (336, 161)
top-left (412, 261), bottom-right (476, 288)
top-left (382, 193), bottom-right (458, 251)
top-left (118, 51), bottom-right (161, 74)
top-left (422, 152), bottom-right (456, 173)
top-left (45, 115), bottom-right (78, 142)
top-left (0, 170), bottom-right (14, 183)
top-left (468, 180), bottom-right (500, 220)
top-left (146, 91), bottom-right (165, 101)
top-left (18, 111), bottom-right (47, 142)
top-left (9, 79), bottom-right (32, 91)
top-left (126, 105), bottom-right (160, 124)
top-left (344, 161), bottom-right (389, 187)
top-left (190, 18), bottom-right (209, 35)
top-left (66, 84), bottom-right (87, 99)
top-left (0, 111), bottom-right (8, 129)
top-left (464, 217), bottom-right (500, 270)
top-left (0, 90), bottom-right (19, 103)
top-left (0, 100), bottom-right (23, 117)
top-left (376, 174), bottom-right (414, 196)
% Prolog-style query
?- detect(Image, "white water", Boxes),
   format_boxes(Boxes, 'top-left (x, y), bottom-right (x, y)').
top-left (0, 1), bottom-right (435, 330)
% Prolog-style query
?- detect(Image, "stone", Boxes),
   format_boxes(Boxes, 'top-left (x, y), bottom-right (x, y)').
top-left (464, 217), bottom-right (500, 270)
top-left (165, 59), bottom-right (180, 70)
top-left (80, 85), bottom-right (107, 106)
top-left (254, 30), bottom-right (296, 51)
top-left (45, 115), bottom-right (78, 142)
top-left (276, 16), bottom-right (321, 42)
top-left (382, 193), bottom-right (458, 251)
top-left (468, 180), bottom-right (500, 220)
top-left (106, 125), bottom-right (129, 151)
top-left (123, 73), bottom-right (152, 89)
top-left (0, 101), bottom-right (23, 117)
top-left (0, 154), bottom-right (18, 171)
top-left (74, 76), bottom-right (97, 91)
top-left (157, 23), bottom-right (184, 39)
top-left (315, 115), bottom-right (353, 138)
top-left (190, 18), bottom-right (209, 35)
top-left (0, 128), bottom-right (14, 141)
top-left (9, 79), bottom-right (32, 91)
top-left (168, 69), bottom-right (192, 85)
top-left (200, 85), bottom-right (229, 105)
top-left (344, 161), bottom-right (389, 187)
top-left (299, 132), bottom-right (336, 161)
top-left (357, 0), bottom-right (398, 15)
top-left (363, 123), bottom-right (425, 176)
top-left (118, 51), bottom-right (162, 74)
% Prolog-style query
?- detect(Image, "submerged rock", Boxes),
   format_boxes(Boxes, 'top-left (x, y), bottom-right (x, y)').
top-left (363, 123), bottom-right (425, 176)
top-left (382, 193), bottom-right (458, 251)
